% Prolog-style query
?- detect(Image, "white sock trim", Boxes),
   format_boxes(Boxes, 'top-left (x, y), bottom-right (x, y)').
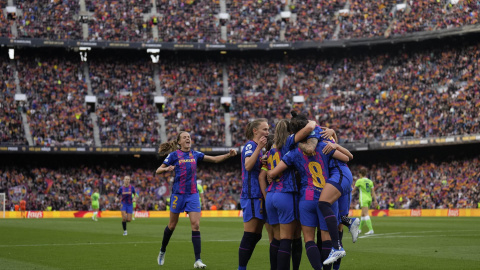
top-left (364, 215), bottom-right (370, 221)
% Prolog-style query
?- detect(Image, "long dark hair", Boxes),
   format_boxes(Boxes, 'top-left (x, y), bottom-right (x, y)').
top-left (158, 131), bottom-right (188, 156)
top-left (289, 111), bottom-right (309, 134)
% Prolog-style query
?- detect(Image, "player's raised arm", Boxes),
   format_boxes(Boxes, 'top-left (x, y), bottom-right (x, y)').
top-left (203, 149), bottom-right (237, 163)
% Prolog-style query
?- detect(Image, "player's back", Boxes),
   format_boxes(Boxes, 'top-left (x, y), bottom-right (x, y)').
top-left (356, 178), bottom-right (374, 197)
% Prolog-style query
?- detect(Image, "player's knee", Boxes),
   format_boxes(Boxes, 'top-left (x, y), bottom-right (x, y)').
top-left (191, 222), bottom-right (200, 231)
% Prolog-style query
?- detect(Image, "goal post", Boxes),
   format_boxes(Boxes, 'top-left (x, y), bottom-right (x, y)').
top-left (0, 193), bottom-right (5, 218)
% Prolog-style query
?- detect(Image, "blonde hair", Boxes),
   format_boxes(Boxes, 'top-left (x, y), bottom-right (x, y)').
top-left (274, 119), bottom-right (290, 150)
top-left (158, 131), bottom-right (189, 156)
top-left (245, 118), bottom-right (268, 140)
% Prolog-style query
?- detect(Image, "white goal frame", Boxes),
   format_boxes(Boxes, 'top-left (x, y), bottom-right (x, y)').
top-left (0, 193), bottom-right (5, 218)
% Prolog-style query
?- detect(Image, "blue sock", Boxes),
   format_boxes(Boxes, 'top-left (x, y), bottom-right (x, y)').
top-left (269, 238), bottom-right (280, 270)
top-left (192, 231), bottom-right (201, 261)
top-left (305, 241), bottom-right (322, 270)
top-left (291, 237), bottom-right (302, 270)
top-left (277, 239), bottom-right (292, 270)
top-left (321, 240), bottom-right (332, 270)
top-left (341, 216), bottom-right (353, 229)
top-left (333, 231), bottom-right (344, 270)
top-left (161, 226), bottom-right (174, 252)
top-left (318, 201), bottom-right (341, 249)
top-left (239, 232), bottom-right (257, 268)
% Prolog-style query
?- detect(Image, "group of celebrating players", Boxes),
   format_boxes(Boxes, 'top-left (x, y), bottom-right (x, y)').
top-left (112, 111), bottom-right (375, 269)
top-left (237, 112), bottom-right (360, 270)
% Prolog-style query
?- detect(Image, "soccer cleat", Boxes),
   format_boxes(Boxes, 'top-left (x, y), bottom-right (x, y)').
top-left (157, 251), bottom-right (165, 266)
top-left (193, 259), bottom-right (207, 269)
top-left (323, 247), bottom-right (346, 265)
top-left (349, 218), bottom-right (360, 243)
top-left (123, 231), bottom-right (128, 236)
top-left (365, 230), bottom-right (374, 235)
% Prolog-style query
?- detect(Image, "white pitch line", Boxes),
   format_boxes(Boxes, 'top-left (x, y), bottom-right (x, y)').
top-left (0, 239), bottom-right (244, 248)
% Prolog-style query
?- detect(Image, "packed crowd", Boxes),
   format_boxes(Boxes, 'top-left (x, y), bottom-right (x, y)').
top-left (337, 0), bottom-right (395, 40)
top-left (156, 0), bottom-right (221, 43)
top-left (3, 39), bottom-right (480, 146)
top-left (0, 161), bottom-right (242, 212)
top-left (308, 43), bottom-right (480, 142)
top-left (0, 55), bottom-right (27, 145)
top-left (16, 0), bottom-right (82, 40)
top-left (226, 0), bottom-right (283, 43)
top-left (0, 0), bottom-right (14, 38)
top-left (16, 52), bottom-right (94, 146)
top-left (157, 55), bottom-right (225, 145)
top-left (285, 0), bottom-right (345, 42)
top-left (1, 0), bottom-right (479, 42)
top-left (89, 0), bottom-right (151, 42)
top-left (349, 157), bottom-right (480, 210)
top-left (2, 156), bottom-right (478, 211)
top-left (88, 54), bottom-right (160, 146)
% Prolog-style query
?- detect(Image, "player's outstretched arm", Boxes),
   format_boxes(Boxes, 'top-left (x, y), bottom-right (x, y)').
top-left (156, 164), bottom-right (175, 174)
top-left (204, 149), bottom-right (237, 163)
top-left (294, 120), bottom-right (316, 143)
top-left (267, 161), bottom-right (288, 179)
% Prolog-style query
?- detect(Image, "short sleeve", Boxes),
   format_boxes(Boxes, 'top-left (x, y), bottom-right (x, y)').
top-left (243, 142), bottom-right (257, 158)
top-left (306, 126), bottom-right (323, 141)
top-left (282, 149), bottom-right (297, 166)
top-left (194, 151), bottom-right (205, 162)
top-left (163, 152), bottom-right (177, 166)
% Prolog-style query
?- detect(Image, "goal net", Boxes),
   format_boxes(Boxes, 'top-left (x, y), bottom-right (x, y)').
top-left (0, 193), bottom-right (5, 218)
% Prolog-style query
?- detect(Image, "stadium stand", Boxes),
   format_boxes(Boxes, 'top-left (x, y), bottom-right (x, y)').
top-left (1, 154), bottom-right (478, 211)
top-left (88, 52), bottom-right (160, 146)
top-left (0, 54), bottom-right (27, 145)
top-left (16, 51), bottom-right (93, 146)
top-left (16, 0), bottom-right (82, 40)
top-left (0, 0), bottom-right (478, 41)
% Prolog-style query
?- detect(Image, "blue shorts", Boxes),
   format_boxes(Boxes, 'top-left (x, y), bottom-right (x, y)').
top-left (241, 198), bottom-right (264, 222)
top-left (337, 192), bottom-right (351, 219)
top-left (299, 199), bottom-right (338, 230)
top-left (266, 192), bottom-right (298, 225)
top-left (170, 193), bottom-right (201, 213)
top-left (121, 203), bottom-right (133, 214)
top-left (327, 167), bottom-right (353, 196)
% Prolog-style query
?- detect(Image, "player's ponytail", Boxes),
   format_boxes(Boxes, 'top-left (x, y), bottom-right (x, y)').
top-left (245, 118), bottom-right (268, 140)
top-left (158, 141), bottom-right (177, 156)
top-left (158, 131), bottom-right (189, 155)
top-left (274, 119), bottom-right (290, 149)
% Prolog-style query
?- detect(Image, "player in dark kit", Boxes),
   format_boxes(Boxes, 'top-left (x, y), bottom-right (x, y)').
top-left (156, 131), bottom-right (237, 269)
top-left (116, 175), bottom-right (136, 236)
top-left (238, 118), bottom-right (269, 270)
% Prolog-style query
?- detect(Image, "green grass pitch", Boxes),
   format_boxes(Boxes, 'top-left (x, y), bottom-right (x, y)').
top-left (1, 217), bottom-right (479, 269)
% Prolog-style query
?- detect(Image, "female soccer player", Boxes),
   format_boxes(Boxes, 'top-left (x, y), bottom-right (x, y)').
top-left (261, 119), bottom-right (316, 270)
top-left (238, 118), bottom-right (269, 270)
top-left (91, 188), bottom-right (100, 221)
top-left (156, 131), bottom-right (237, 269)
top-left (290, 114), bottom-right (359, 266)
top-left (352, 168), bottom-right (378, 235)
top-left (116, 176), bottom-right (136, 235)
top-left (267, 139), bottom-right (349, 270)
